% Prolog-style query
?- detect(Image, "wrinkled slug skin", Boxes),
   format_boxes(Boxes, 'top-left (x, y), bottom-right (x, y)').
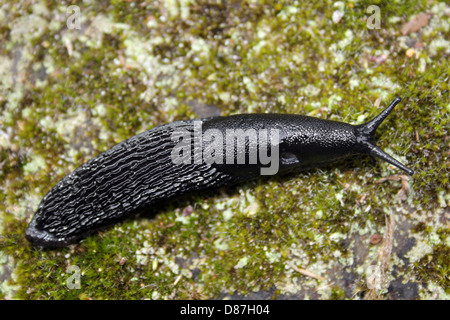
top-left (26, 97), bottom-right (413, 248)
top-left (26, 120), bottom-right (236, 247)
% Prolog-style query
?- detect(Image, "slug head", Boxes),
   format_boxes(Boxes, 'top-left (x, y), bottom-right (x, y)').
top-left (355, 96), bottom-right (414, 175)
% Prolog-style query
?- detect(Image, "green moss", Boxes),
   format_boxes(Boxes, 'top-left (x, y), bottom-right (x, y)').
top-left (1, 0), bottom-right (448, 300)
top-left (415, 243), bottom-right (450, 294)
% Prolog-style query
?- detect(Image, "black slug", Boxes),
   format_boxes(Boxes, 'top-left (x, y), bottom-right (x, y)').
top-left (26, 96), bottom-right (413, 248)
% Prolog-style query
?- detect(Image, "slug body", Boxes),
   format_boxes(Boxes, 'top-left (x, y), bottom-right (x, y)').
top-left (26, 97), bottom-right (413, 247)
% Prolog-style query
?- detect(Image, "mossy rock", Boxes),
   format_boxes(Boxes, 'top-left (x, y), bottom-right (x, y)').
top-left (0, 0), bottom-right (448, 300)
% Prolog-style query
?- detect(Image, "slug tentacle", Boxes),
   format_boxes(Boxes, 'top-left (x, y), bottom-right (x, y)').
top-left (355, 96), bottom-right (414, 176)
top-left (26, 96), bottom-right (414, 248)
top-left (363, 96), bottom-right (402, 137)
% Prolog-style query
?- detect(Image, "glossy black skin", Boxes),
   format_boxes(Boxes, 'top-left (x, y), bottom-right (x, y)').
top-left (203, 114), bottom-right (358, 178)
top-left (26, 101), bottom-right (412, 248)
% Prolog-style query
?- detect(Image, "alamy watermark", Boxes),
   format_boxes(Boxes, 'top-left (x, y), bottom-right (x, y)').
top-left (366, 5), bottom-right (381, 29)
top-left (333, 4), bottom-right (381, 29)
top-left (170, 121), bottom-right (280, 175)
top-left (66, 5), bottom-right (81, 30)
top-left (66, 265), bottom-right (81, 289)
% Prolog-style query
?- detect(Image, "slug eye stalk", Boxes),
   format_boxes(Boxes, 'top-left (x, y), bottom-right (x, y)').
top-left (356, 96), bottom-right (414, 176)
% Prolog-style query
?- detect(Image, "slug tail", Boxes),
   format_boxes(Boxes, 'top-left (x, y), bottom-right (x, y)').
top-left (356, 96), bottom-right (414, 176)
